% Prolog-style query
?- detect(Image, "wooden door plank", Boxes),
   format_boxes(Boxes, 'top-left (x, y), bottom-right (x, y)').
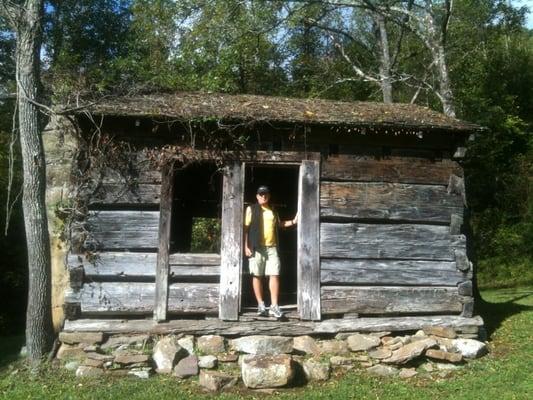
top-left (219, 162), bottom-right (244, 320)
top-left (154, 165), bottom-right (174, 321)
top-left (298, 160), bottom-right (321, 320)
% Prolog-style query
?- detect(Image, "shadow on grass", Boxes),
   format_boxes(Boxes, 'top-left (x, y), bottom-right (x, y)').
top-left (0, 335), bottom-right (25, 370)
top-left (477, 287), bottom-right (533, 339)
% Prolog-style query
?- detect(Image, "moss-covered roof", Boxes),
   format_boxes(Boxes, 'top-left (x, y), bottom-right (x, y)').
top-left (76, 92), bottom-right (482, 133)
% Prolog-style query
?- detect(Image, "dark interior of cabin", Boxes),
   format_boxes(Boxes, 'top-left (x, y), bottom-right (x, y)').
top-left (242, 164), bottom-right (299, 311)
top-left (170, 162), bottom-right (223, 254)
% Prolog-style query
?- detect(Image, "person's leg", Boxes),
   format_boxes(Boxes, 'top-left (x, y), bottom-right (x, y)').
top-left (249, 247), bottom-right (267, 315)
top-left (252, 276), bottom-right (264, 304)
top-left (269, 275), bottom-right (280, 306)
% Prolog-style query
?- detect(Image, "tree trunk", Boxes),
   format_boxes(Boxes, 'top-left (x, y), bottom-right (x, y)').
top-left (12, 0), bottom-right (54, 362)
top-left (425, 12), bottom-right (456, 117)
top-left (374, 13), bottom-right (393, 103)
top-left (433, 43), bottom-right (456, 117)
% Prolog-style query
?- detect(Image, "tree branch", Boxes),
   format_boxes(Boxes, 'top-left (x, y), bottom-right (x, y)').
top-left (0, 1), bottom-right (22, 27)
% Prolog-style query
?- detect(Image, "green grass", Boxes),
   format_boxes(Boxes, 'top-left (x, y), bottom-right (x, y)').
top-left (1, 287), bottom-right (532, 400)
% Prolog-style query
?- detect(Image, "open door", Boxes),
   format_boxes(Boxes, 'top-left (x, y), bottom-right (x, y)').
top-left (297, 160), bottom-right (321, 320)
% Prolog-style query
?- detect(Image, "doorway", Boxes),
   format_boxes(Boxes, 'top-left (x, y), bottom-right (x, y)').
top-left (241, 164), bottom-right (300, 314)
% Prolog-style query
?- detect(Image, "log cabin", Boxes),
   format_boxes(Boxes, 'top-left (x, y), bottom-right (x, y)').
top-left (45, 92), bottom-right (485, 337)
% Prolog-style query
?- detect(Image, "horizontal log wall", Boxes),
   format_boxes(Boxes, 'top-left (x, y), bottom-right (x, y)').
top-left (319, 155), bottom-right (473, 317)
top-left (321, 286), bottom-right (468, 315)
top-left (78, 282), bottom-right (219, 315)
top-left (85, 210), bottom-right (160, 250)
top-left (320, 182), bottom-right (462, 223)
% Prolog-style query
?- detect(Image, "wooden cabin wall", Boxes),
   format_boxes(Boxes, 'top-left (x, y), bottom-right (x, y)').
top-left (319, 154), bottom-right (474, 317)
top-left (64, 128), bottom-right (221, 319)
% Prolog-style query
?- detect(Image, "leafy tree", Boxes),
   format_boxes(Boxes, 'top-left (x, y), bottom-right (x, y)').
top-left (0, 0), bottom-right (54, 362)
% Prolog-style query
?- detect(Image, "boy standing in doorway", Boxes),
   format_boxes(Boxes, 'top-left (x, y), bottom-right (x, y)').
top-left (244, 185), bottom-right (297, 318)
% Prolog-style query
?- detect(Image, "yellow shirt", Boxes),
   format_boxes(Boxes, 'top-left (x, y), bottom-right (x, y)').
top-left (245, 205), bottom-right (277, 246)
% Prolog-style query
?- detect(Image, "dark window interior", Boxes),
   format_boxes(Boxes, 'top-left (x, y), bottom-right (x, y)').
top-left (242, 164), bottom-right (299, 310)
top-left (170, 163), bottom-right (222, 253)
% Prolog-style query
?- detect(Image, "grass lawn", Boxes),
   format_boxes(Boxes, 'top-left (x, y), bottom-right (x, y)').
top-left (1, 286), bottom-right (531, 400)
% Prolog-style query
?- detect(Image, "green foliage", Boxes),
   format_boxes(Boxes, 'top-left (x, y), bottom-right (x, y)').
top-left (190, 217), bottom-right (221, 253)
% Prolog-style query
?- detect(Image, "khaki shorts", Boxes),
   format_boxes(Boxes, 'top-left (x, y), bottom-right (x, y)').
top-left (249, 246), bottom-right (280, 276)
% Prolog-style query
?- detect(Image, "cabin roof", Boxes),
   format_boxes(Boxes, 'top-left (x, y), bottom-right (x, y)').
top-left (76, 92), bottom-right (482, 133)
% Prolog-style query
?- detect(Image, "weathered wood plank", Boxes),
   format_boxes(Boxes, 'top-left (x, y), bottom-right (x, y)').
top-left (320, 181), bottom-right (463, 223)
top-left (321, 286), bottom-right (467, 315)
top-left (298, 160), bottom-right (321, 320)
top-left (63, 315), bottom-right (484, 336)
top-left (69, 252), bottom-right (220, 279)
top-left (321, 156), bottom-right (462, 185)
top-left (321, 259), bottom-right (471, 286)
top-left (96, 151), bottom-right (162, 184)
top-left (88, 183), bottom-right (161, 205)
top-left (154, 166), bottom-right (174, 321)
top-left (85, 210), bottom-right (160, 250)
top-left (169, 253), bottom-right (221, 266)
top-left (80, 282), bottom-right (219, 315)
top-left (320, 223), bottom-right (465, 260)
top-left (219, 162), bottom-right (244, 321)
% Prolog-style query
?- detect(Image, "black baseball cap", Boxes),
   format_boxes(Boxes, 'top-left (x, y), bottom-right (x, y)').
top-left (256, 185), bottom-right (270, 195)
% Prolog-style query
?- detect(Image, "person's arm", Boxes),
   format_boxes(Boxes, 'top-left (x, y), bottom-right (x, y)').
top-left (244, 225), bottom-right (252, 257)
top-left (280, 213), bottom-right (298, 228)
top-left (244, 206), bottom-right (253, 257)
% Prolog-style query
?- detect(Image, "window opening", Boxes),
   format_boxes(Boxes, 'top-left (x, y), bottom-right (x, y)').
top-left (170, 163), bottom-right (222, 254)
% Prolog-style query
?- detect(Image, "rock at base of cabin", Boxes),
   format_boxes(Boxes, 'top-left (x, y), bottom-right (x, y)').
top-left (368, 347), bottom-right (393, 360)
top-left (434, 362), bottom-right (461, 371)
top-left (398, 368), bottom-right (418, 379)
top-left (75, 366), bottom-right (104, 378)
top-left (218, 353), bottom-right (239, 363)
top-left (56, 344), bottom-right (86, 361)
top-left (230, 336), bottom-right (293, 355)
top-left (329, 356), bottom-right (354, 366)
top-left (198, 355), bottom-right (218, 369)
top-left (381, 336), bottom-right (408, 350)
top-left (293, 335), bottom-right (321, 355)
top-left (100, 335), bottom-right (150, 351)
top-left (59, 332), bottom-right (105, 345)
top-left (347, 334), bottom-right (381, 352)
top-left (177, 335), bottom-right (195, 355)
top-left (241, 354), bottom-right (294, 389)
top-left (85, 352), bottom-right (114, 362)
top-left (425, 349), bottom-right (462, 363)
top-left (82, 358), bottom-right (104, 368)
top-left (383, 338), bottom-right (437, 364)
top-left (153, 336), bottom-right (188, 374)
top-left (128, 368), bottom-right (152, 379)
top-left (366, 364), bottom-right (398, 377)
top-left (302, 359), bottom-right (331, 381)
top-left (173, 355), bottom-right (199, 378)
top-left (199, 370), bottom-right (238, 392)
top-left (318, 339), bottom-right (349, 355)
top-left (64, 361), bottom-right (80, 371)
top-left (451, 339), bottom-right (487, 359)
top-left (114, 352), bottom-right (150, 366)
top-left (197, 335), bottom-right (225, 354)
top-left (422, 326), bottom-right (458, 339)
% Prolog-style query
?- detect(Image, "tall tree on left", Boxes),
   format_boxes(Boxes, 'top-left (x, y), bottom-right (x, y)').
top-left (0, 0), bottom-right (53, 362)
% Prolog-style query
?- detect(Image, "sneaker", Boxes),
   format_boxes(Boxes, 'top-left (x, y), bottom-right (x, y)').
top-left (269, 305), bottom-right (283, 318)
top-left (257, 303), bottom-right (267, 317)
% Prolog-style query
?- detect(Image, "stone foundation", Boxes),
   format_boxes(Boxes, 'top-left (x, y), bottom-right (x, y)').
top-left (56, 327), bottom-right (488, 391)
